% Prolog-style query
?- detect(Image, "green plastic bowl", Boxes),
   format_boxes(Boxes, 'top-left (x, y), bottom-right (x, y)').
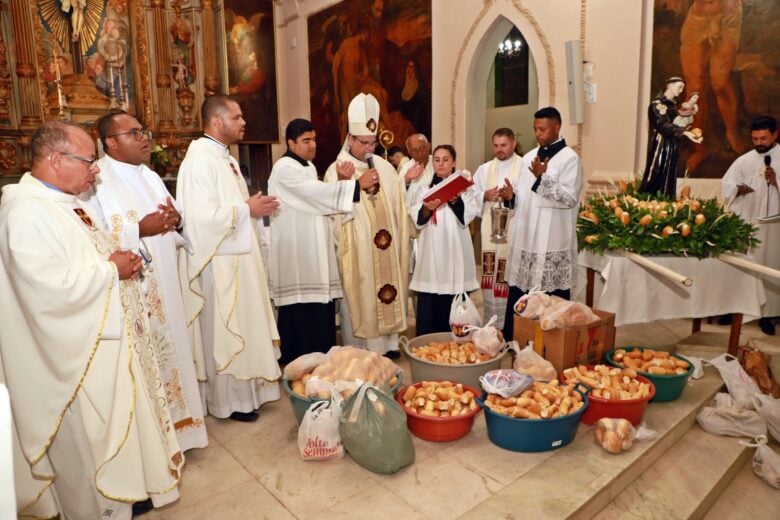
top-left (605, 348), bottom-right (693, 402)
top-left (283, 371), bottom-right (403, 425)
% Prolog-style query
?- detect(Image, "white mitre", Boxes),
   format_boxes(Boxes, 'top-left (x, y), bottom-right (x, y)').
top-left (348, 93), bottom-right (380, 136)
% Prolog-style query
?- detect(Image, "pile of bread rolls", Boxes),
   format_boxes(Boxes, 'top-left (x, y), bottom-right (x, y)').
top-left (411, 341), bottom-right (494, 365)
top-left (561, 365), bottom-right (652, 400)
top-left (611, 348), bottom-right (690, 375)
top-left (594, 417), bottom-right (636, 453)
top-left (483, 380), bottom-right (584, 420)
top-left (401, 381), bottom-right (478, 417)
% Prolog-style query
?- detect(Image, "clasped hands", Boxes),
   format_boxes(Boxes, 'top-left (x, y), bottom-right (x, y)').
top-left (109, 249), bottom-right (142, 280)
top-left (139, 197), bottom-right (181, 237)
top-left (336, 160), bottom-right (379, 192)
top-left (483, 178), bottom-right (515, 203)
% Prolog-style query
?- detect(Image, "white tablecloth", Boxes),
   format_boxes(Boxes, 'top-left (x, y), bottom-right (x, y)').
top-left (579, 252), bottom-right (765, 327)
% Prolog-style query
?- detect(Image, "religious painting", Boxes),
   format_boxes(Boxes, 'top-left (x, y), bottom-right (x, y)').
top-left (38, 0), bottom-right (136, 115)
top-left (652, 0), bottom-right (780, 179)
top-left (307, 0), bottom-right (432, 173)
top-left (170, 12), bottom-right (198, 127)
top-left (223, 0), bottom-right (280, 143)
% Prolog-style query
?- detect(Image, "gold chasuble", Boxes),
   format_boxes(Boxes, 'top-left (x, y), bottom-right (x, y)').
top-left (324, 150), bottom-right (409, 339)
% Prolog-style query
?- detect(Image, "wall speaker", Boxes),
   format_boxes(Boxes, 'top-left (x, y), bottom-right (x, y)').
top-left (565, 40), bottom-right (585, 124)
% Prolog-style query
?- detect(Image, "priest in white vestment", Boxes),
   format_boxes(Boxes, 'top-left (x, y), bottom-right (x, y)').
top-left (82, 112), bottom-right (208, 450)
top-left (268, 118), bottom-right (378, 364)
top-left (0, 121), bottom-right (183, 519)
top-left (177, 95), bottom-right (282, 422)
top-left (407, 144), bottom-right (481, 334)
top-left (472, 128), bottom-right (522, 328)
top-left (501, 107), bottom-right (584, 341)
top-left (324, 93), bottom-right (409, 357)
top-left (721, 115), bottom-right (780, 335)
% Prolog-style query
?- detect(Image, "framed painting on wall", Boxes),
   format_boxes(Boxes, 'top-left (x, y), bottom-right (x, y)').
top-left (652, 0), bottom-right (780, 179)
top-left (223, 0), bottom-right (280, 143)
top-left (307, 0), bottom-right (432, 173)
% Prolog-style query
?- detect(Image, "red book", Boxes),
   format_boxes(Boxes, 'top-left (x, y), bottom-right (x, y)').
top-left (422, 172), bottom-right (474, 203)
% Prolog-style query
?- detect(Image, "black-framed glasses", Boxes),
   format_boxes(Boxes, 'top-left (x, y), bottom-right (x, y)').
top-left (107, 128), bottom-right (153, 141)
top-left (60, 153), bottom-right (99, 167)
top-left (351, 136), bottom-right (377, 147)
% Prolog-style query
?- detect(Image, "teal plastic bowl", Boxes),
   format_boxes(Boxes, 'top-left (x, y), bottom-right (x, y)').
top-left (605, 348), bottom-right (693, 402)
top-left (477, 392), bottom-right (588, 452)
top-left (283, 372), bottom-right (403, 425)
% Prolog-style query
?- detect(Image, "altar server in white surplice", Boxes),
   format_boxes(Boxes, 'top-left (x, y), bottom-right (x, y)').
top-left (0, 121), bottom-right (183, 519)
top-left (472, 128), bottom-right (522, 329)
top-left (324, 93), bottom-right (409, 358)
top-left (500, 107), bottom-right (583, 342)
top-left (407, 144), bottom-right (480, 335)
top-left (721, 115), bottom-right (780, 335)
top-left (268, 118), bottom-right (378, 364)
top-left (81, 111), bottom-right (208, 451)
top-left (177, 95), bottom-right (282, 422)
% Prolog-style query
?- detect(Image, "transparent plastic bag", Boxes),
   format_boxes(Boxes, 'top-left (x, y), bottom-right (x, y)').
top-left (479, 368), bottom-right (534, 398)
top-left (740, 436), bottom-right (780, 489)
top-left (463, 315), bottom-right (504, 357)
top-left (696, 392), bottom-right (767, 438)
top-left (449, 292), bottom-right (482, 342)
top-left (752, 393), bottom-right (780, 442)
top-left (312, 346), bottom-right (399, 388)
top-left (513, 289), bottom-right (551, 319)
top-left (539, 300), bottom-right (600, 331)
top-left (511, 342), bottom-right (557, 381)
top-left (706, 354), bottom-right (762, 407)
top-left (594, 418), bottom-right (636, 454)
top-left (298, 398), bottom-right (344, 461)
top-left (284, 352), bottom-right (327, 380)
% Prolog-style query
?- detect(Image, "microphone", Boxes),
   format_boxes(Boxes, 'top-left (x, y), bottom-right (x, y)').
top-left (366, 153), bottom-right (375, 170)
top-left (766, 155), bottom-right (772, 186)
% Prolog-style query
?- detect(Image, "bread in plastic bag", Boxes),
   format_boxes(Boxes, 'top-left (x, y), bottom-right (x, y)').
top-left (284, 352), bottom-right (328, 380)
top-left (740, 436), bottom-right (780, 489)
top-left (479, 368), bottom-right (533, 398)
top-left (298, 398), bottom-right (344, 461)
top-left (539, 300), bottom-right (600, 330)
top-left (514, 289), bottom-right (552, 319)
top-left (462, 315), bottom-right (504, 357)
top-left (695, 392), bottom-right (767, 438)
top-left (311, 346), bottom-right (399, 390)
top-left (449, 292), bottom-right (482, 342)
top-left (594, 418), bottom-right (636, 453)
top-left (752, 393), bottom-right (780, 442)
top-left (511, 342), bottom-right (557, 382)
top-left (339, 383), bottom-right (415, 474)
top-left (706, 354), bottom-right (762, 407)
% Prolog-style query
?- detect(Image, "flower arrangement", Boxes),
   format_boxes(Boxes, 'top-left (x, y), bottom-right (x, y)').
top-left (150, 144), bottom-right (171, 174)
top-left (577, 181), bottom-right (759, 258)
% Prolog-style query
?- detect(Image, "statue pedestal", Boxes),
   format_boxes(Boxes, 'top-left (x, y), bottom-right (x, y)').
top-left (61, 73), bottom-right (110, 124)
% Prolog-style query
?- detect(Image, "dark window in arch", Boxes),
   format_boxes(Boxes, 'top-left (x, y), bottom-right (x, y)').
top-left (494, 27), bottom-right (529, 107)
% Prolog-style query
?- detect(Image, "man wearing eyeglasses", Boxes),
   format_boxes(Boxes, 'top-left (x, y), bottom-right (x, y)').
top-left (81, 111), bottom-right (208, 452)
top-left (0, 121), bottom-right (183, 518)
top-left (323, 93), bottom-right (409, 358)
top-left (177, 95), bottom-right (282, 423)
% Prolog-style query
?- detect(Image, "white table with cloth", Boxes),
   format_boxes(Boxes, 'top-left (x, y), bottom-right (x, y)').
top-left (579, 251), bottom-right (766, 354)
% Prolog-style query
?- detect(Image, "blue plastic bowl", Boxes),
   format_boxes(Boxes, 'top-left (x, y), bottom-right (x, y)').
top-left (477, 392), bottom-right (589, 452)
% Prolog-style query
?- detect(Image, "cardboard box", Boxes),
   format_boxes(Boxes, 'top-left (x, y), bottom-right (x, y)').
top-left (513, 310), bottom-right (616, 374)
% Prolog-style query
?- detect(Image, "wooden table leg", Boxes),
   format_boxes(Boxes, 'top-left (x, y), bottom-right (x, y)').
top-left (728, 313), bottom-right (743, 356)
top-left (586, 268), bottom-right (594, 308)
top-left (692, 318), bottom-right (702, 333)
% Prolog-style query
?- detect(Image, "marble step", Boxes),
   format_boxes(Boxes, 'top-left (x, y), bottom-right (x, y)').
top-left (702, 456), bottom-right (780, 520)
top-left (677, 331), bottom-right (780, 374)
top-left (458, 368), bottom-right (724, 520)
top-left (592, 425), bottom-right (752, 520)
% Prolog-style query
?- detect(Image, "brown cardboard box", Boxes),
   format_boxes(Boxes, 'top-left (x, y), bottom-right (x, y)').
top-left (513, 310), bottom-right (616, 374)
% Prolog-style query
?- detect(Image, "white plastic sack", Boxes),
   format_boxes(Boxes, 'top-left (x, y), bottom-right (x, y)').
top-left (449, 293), bottom-right (481, 342)
top-left (706, 354), bottom-right (762, 407)
top-left (511, 342), bottom-right (557, 382)
top-left (284, 352), bottom-right (327, 380)
top-left (298, 399), bottom-right (344, 461)
top-left (740, 436), bottom-right (780, 489)
top-left (696, 392), bottom-right (767, 438)
top-left (753, 393), bottom-right (780, 442)
top-left (463, 315), bottom-right (503, 357)
top-left (479, 368), bottom-right (534, 398)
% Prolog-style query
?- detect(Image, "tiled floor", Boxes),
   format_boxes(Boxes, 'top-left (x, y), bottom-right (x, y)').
top-left (143, 317), bottom-right (779, 520)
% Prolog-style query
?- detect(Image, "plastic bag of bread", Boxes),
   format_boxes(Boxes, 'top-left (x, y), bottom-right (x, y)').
top-left (753, 393), bottom-right (780, 442)
top-left (696, 392), bottom-right (767, 438)
top-left (514, 289), bottom-right (552, 319)
top-left (511, 342), bottom-right (557, 382)
top-left (463, 315), bottom-right (504, 357)
top-left (479, 368), bottom-right (533, 398)
top-left (449, 292), bottom-right (482, 342)
top-left (312, 346), bottom-right (399, 387)
top-left (740, 436), bottom-right (780, 489)
top-left (539, 299), bottom-right (600, 330)
top-left (594, 418), bottom-right (636, 454)
top-left (284, 352), bottom-right (328, 380)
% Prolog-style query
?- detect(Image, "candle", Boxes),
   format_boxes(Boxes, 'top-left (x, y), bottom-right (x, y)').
top-left (122, 65), bottom-right (129, 108)
top-left (53, 46), bottom-right (61, 82)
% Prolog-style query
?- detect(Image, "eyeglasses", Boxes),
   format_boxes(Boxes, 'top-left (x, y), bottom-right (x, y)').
top-left (352, 136), bottom-right (377, 147)
top-left (60, 153), bottom-right (99, 167)
top-left (107, 128), bottom-right (153, 141)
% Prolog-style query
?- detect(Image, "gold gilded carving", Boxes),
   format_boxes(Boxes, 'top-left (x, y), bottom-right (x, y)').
top-left (0, 29), bottom-right (11, 122)
top-left (11, 0), bottom-right (43, 126)
top-left (151, 1), bottom-right (175, 130)
top-left (201, 0), bottom-right (219, 95)
top-left (132, 0), bottom-right (154, 127)
top-left (0, 140), bottom-right (17, 171)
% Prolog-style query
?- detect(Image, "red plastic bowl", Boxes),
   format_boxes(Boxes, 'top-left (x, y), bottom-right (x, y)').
top-left (560, 365), bottom-right (656, 426)
top-left (396, 382), bottom-right (483, 442)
